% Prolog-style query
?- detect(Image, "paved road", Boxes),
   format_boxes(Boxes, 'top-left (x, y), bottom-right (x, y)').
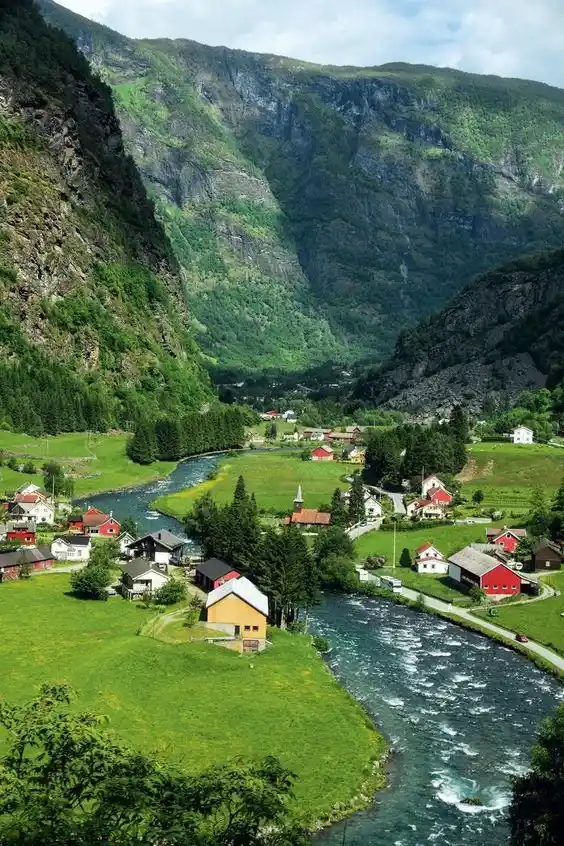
top-left (371, 487), bottom-right (405, 514)
top-left (347, 520), bottom-right (382, 540)
top-left (401, 586), bottom-right (564, 673)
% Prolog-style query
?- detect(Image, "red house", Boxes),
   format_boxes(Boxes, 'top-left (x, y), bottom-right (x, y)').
top-left (311, 445), bottom-right (334, 461)
top-left (427, 486), bottom-right (453, 506)
top-left (68, 515), bottom-right (84, 533)
top-left (6, 523), bottom-right (36, 546)
top-left (0, 545), bottom-right (54, 582)
top-left (448, 546), bottom-right (526, 596)
top-left (195, 558), bottom-right (240, 592)
top-left (82, 508), bottom-right (121, 536)
top-left (485, 527), bottom-right (527, 555)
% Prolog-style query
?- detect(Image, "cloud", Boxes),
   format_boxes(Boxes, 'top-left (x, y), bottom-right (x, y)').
top-left (57, 0), bottom-right (564, 88)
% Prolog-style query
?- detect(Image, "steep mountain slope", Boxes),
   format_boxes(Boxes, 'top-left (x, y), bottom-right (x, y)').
top-left (353, 250), bottom-right (564, 415)
top-left (41, 1), bottom-right (564, 372)
top-left (0, 0), bottom-right (211, 434)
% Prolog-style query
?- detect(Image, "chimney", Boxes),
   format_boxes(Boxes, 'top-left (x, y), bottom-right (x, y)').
top-left (293, 485), bottom-right (303, 513)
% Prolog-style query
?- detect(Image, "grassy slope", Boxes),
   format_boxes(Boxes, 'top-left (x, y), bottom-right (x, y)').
top-left (0, 577), bottom-right (385, 820)
top-left (473, 572), bottom-right (564, 655)
top-left (459, 442), bottom-right (564, 514)
top-left (154, 451), bottom-right (349, 518)
top-left (0, 431), bottom-right (175, 497)
top-left (354, 524), bottom-right (493, 561)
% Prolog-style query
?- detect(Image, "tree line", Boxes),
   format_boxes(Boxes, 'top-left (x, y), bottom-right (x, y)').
top-left (127, 407), bottom-right (248, 465)
top-left (186, 477), bottom-right (358, 627)
top-left (363, 407), bottom-right (468, 489)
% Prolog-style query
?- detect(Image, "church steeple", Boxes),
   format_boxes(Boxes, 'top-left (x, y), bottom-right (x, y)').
top-left (293, 485), bottom-right (303, 513)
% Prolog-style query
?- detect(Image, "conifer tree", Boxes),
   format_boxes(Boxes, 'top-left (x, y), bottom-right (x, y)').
top-left (329, 488), bottom-right (349, 528)
top-left (348, 474), bottom-right (366, 525)
top-left (399, 547), bottom-right (412, 568)
top-left (127, 420), bottom-right (158, 465)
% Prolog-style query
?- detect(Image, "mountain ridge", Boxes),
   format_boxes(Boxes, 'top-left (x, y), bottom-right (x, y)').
top-left (38, 0), bottom-right (564, 373)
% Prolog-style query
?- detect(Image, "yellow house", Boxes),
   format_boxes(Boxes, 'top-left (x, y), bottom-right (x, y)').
top-left (347, 447), bottom-right (366, 464)
top-left (205, 577), bottom-right (269, 651)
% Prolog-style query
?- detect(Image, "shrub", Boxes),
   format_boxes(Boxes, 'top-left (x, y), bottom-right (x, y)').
top-left (70, 565), bottom-right (111, 600)
top-left (152, 579), bottom-right (187, 606)
top-left (312, 635), bottom-right (330, 653)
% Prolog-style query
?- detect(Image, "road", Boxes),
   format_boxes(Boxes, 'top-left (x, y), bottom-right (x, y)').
top-left (400, 585), bottom-right (564, 673)
top-left (347, 520), bottom-right (382, 540)
top-left (369, 486), bottom-right (406, 514)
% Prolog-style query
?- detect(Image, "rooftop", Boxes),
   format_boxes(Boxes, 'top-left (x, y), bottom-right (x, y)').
top-left (121, 557), bottom-right (168, 580)
top-left (130, 529), bottom-right (185, 550)
top-left (449, 546), bottom-right (502, 577)
top-left (196, 558), bottom-right (239, 580)
top-left (285, 509), bottom-right (331, 526)
top-left (54, 534), bottom-right (91, 547)
top-left (206, 576), bottom-right (269, 617)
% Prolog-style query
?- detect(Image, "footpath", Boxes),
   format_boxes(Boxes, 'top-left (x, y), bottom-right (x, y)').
top-left (401, 585), bottom-right (564, 674)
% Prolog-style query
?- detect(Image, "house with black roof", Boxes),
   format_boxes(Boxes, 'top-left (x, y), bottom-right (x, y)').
top-left (51, 534), bottom-right (92, 562)
top-left (120, 557), bottom-right (171, 598)
top-left (195, 558), bottom-right (240, 592)
top-left (529, 538), bottom-right (563, 572)
top-left (127, 529), bottom-right (186, 566)
top-left (0, 545), bottom-right (54, 582)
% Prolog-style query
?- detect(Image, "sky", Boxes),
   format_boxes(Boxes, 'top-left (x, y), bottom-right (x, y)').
top-left (57, 0), bottom-right (564, 88)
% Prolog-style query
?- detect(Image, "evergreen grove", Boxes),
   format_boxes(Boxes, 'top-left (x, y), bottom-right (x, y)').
top-left (126, 407), bottom-right (248, 464)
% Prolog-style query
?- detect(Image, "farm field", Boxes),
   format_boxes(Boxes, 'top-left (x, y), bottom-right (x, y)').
top-left (0, 431), bottom-right (176, 497)
top-left (154, 451), bottom-right (350, 518)
top-left (473, 572), bottom-right (564, 655)
top-left (459, 441), bottom-right (564, 515)
top-left (0, 576), bottom-right (384, 821)
top-left (354, 524), bottom-right (493, 563)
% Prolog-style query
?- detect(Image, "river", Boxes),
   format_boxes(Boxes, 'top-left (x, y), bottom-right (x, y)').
top-left (90, 456), bottom-right (563, 846)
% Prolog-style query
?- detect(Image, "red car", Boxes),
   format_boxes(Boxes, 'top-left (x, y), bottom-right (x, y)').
top-left (516, 633), bottom-right (529, 643)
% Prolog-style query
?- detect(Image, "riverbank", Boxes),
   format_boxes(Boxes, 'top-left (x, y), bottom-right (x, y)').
top-left (153, 450), bottom-right (351, 519)
top-left (0, 575), bottom-right (388, 826)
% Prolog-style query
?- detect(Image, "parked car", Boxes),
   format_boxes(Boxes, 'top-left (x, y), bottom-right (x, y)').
top-left (515, 633), bottom-right (529, 643)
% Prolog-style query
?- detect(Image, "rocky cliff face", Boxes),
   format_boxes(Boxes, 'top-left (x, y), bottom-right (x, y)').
top-left (41, 1), bottom-right (564, 373)
top-left (0, 0), bottom-right (210, 432)
top-left (353, 250), bottom-right (564, 415)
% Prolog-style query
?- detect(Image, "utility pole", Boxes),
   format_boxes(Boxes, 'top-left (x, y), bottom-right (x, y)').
top-left (392, 517), bottom-right (397, 570)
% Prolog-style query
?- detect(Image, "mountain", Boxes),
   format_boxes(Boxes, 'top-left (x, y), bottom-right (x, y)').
top-left (0, 0), bottom-right (211, 434)
top-left (353, 249), bottom-right (564, 415)
top-left (38, 1), bottom-right (564, 373)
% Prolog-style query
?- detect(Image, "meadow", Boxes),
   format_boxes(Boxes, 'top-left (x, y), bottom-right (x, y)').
top-left (354, 523), bottom-right (492, 562)
top-left (0, 431), bottom-right (176, 497)
top-left (473, 572), bottom-right (564, 655)
top-left (459, 441), bottom-right (564, 515)
top-left (154, 451), bottom-right (350, 519)
top-left (0, 576), bottom-right (384, 822)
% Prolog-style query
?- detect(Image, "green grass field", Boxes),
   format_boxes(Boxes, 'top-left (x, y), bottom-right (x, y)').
top-left (0, 431), bottom-right (176, 497)
top-left (459, 441), bottom-right (564, 515)
top-left (354, 524), bottom-right (492, 562)
top-left (376, 567), bottom-right (471, 604)
top-left (0, 577), bottom-right (384, 821)
top-left (473, 572), bottom-right (564, 655)
top-left (154, 451), bottom-right (350, 519)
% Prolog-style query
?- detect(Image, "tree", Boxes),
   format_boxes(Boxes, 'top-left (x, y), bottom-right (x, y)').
top-left (42, 460), bottom-right (71, 497)
top-left (399, 547), bottom-right (412, 568)
top-left (152, 579), bottom-right (187, 605)
top-left (472, 489), bottom-right (485, 505)
top-left (348, 473), bottom-right (366, 525)
top-left (449, 405), bottom-right (469, 444)
top-left (363, 431), bottom-right (402, 487)
top-left (22, 461), bottom-right (36, 475)
top-left (528, 487), bottom-right (550, 537)
top-left (265, 422), bottom-right (277, 440)
top-left (515, 536), bottom-right (534, 563)
top-left (329, 488), bottom-right (349, 528)
top-left (509, 704), bottom-right (564, 846)
top-left (127, 420), bottom-right (158, 465)
top-left (0, 684), bottom-right (307, 846)
top-left (469, 585), bottom-right (486, 604)
top-left (70, 565), bottom-right (112, 600)
top-left (89, 539), bottom-right (120, 569)
top-left (120, 516), bottom-right (137, 538)
top-left (7, 456), bottom-right (18, 471)
top-left (553, 478), bottom-right (564, 513)
top-left (300, 449), bottom-right (311, 461)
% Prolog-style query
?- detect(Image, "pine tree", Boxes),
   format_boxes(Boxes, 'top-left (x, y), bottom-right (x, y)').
top-left (553, 478), bottom-right (564, 513)
top-left (127, 421), bottom-right (158, 465)
top-left (449, 405), bottom-right (469, 444)
top-left (330, 488), bottom-right (349, 528)
top-left (399, 547), bottom-right (412, 568)
top-left (348, 474), bottom-right (366, 524)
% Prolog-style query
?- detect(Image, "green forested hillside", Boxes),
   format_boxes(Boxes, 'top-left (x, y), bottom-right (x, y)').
top-left (38, 2), bottom-right (564, 371)
top-left (0, 0), bottom-right (211, 433)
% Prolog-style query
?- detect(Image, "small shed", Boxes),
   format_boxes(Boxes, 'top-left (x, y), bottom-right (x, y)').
top-left (195, 558), bottom-right (240, 592)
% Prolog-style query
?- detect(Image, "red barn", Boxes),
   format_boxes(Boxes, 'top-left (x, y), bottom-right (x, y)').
top-left (195, 558), bottom-right (240, 592)
top-left (6, 523), bottom-right (36, 546)
top-left (311, 445), bottom-right (334, 461)
top-left (485, 527), bottom-right (527, 555)
top-left (427, 486), bottom-right (453, 506)
top-left (0, 545), bottom-right (54, 582)
top-left (448, 546), bottom-right (525, 596)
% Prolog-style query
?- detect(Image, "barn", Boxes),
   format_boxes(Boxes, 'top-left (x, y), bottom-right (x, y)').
top-left (448, 546), bottom-right (526, 597)
top-left (311, 445), bottom-right (334, 461)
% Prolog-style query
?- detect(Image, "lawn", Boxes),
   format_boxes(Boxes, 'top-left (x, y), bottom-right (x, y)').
top-left (354, 523), bottom-right (492, 562)
top-left (154, 451), bottom-right (350, 519)
top-left (473, 572), bottom-right (564, 655)
top-left (459, 441), bottom-right (564, 515)
top-left (376, 567), bottom-right (471, 605)
top-left (0, 431), bottom-right (176, 497)
top-left (0, 577), bottom-right (384, 821)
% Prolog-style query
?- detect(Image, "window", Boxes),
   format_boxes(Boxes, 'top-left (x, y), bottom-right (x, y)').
top-left (244, 625), bottom-right (251, 631)
top-left (252, 625), bottom-right (259, 632)
top-left (546, 562), bottom-right (551, 568)
top-left (493, 585), bottom-right (498, 590)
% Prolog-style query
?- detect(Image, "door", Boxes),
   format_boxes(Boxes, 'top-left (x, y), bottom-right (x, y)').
top-left (234, 625), bottom-right (240, 636)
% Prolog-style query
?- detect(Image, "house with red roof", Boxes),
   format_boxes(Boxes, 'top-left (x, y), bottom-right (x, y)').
top-left (414, 542), bottom-right (448, 574)
top-left (427, 486), bottom-right (453, 506)
top-left (82, 507), bottom-right (121, 537)
top-left (421, 475), bottom-right (447, 497)
top-left (485, 527), bottom-right (527, 555)
top-left (311, 445), bottom-right (334, 461)
top-left (406, 498), bottom-right (446, 520)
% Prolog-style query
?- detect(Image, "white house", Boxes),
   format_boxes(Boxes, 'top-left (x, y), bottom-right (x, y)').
top-left (342, 487), bottom-right (382, 521)
top-left (16, 483), bottom-right (42, 495)
top-left (283, 410), bottom-right (297, 422)
top-left (406, 498), bottom-right (446, 520)
top-left (512, 426), bottom-right (534, 445)
top-left (120, 557), bottom-right (170, 598)
top-left (15, 498), bottom-right (55, 524)
top-left (421, 475), bottom-right (446, 497)
top-left (415, 542), bottom-right (448, 574)
top-left (126, 530), bottom-right (186, 566)
top-left (118, 531), bottom-right (136, 557)
top-left (51, 534), bottom-right (92, 562)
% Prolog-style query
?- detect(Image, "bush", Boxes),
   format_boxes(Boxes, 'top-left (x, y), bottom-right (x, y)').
top-left (70, 565), bottom-right (111, 600)
top-left (312, 635), bottom-right (330, 653)
top-left (152, 579), bottom-right (187, 606)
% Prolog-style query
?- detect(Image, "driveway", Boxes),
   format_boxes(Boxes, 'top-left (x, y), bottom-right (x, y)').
top-left (400, 586), bottom-right (564, 673)
top-left (367, 486), bottom-right (406, 515)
